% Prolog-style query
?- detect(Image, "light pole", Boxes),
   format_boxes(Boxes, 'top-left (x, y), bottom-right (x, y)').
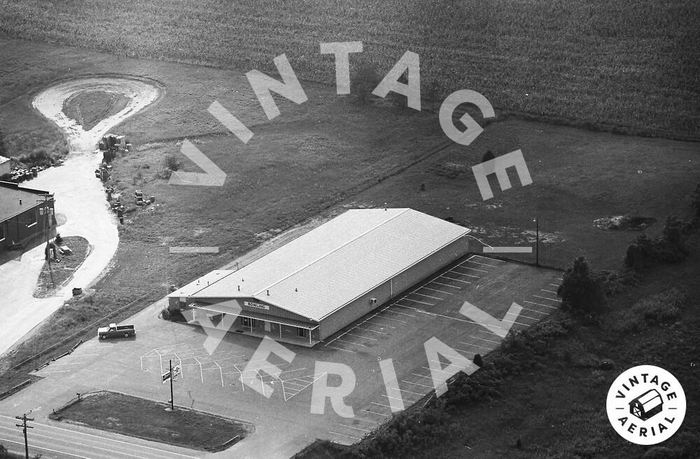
top-left (534, 216), bottom-right (540, 267)
top-left (38, 196), bottom-right (55, 288)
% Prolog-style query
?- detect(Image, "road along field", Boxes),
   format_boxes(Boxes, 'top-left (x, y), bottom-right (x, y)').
top-left (0, 253), bottom-right (562, 458)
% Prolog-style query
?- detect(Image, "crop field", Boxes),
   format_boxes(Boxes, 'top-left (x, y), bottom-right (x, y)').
top-left (1, 0), bottom-right (699, 139)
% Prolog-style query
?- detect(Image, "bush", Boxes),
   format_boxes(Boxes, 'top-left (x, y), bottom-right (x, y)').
top-left (692, 184), bottom-right (700, 218)
top-left (482, 150), bottom-right (495, 162)
top-left (0, 128), bottom-right (6, 157)
top-left (164, 154), bottom-right (181, 171)
top-left (625, 217), bottom-right (689, 270)
top-left (611, 288), bottom-right (686, 334)
top-left (18, 149), bottom-right (54, 168)
top-left (558, 257), bottom-right (607, 317)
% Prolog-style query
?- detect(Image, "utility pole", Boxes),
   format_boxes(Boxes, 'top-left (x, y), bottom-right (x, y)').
top-left (535, 216), bottom-right (540, 267)
top-left (15, 413), bottom-right (34, 459)
top-left (169, 359), bottom-right (174, 411)
top-left (38, 195), bottom-right (54, 287)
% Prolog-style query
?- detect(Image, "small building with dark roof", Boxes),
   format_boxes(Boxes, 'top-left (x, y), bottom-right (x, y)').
top-left (0, 181), bottom-right (56, 256)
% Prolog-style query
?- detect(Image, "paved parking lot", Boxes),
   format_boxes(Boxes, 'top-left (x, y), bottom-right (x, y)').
top-left (320, 254), bottom-right (563, 444)
top-left (0, 255), bottom-right (563, 456)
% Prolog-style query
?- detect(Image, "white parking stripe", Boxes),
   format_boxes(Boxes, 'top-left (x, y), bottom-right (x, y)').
top-left (386, 309), bottom-right (417, 318)
top-left (412, 292), bottom-right (443, 300)
top-left (371, 401), bottom-right (393, 408)
top-left (549, 283), bottom-right (561, 288)
top-left (431, 281), bottom-right (461, 289)
top-left (465, 260), bottom-right (497, 267)
top-left (441, 276), bottom-right (471, 284)
top-left (329, 431), bottom-right (361, 440)
top-left (472, 255), bottom-right (505, 264)
top-left (420, 286), bottom-right (453, 295)
top-left (449, 269), bottom-right (481, 278)
top-left (375, 315), bottom-right (408, 324)
top-left (523, 300), bottom-right (558, 310)
top-left (402, 379), bottom-right (434, 389)
top-left (541, 289), bottom-right (559, 295)
top-left (522, 307), bottom-right (548, 315)
top-left (364, 408), bottom-right (390, 417)
top-left (457, 262), bottom-right (489, 272)
top-left (400, 298), bottom-right (435, 306)
top-left (533, 294), bottom-right (559, 302)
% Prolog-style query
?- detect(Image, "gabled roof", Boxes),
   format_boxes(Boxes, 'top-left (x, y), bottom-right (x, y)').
top-left (170, 208), bottom-right (470, 322)
top-left (0, 181), bottom-right (53, 222)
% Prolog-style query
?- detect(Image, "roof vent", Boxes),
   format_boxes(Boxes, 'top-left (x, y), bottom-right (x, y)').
top-left (266, 289), bottom-right (270, 296)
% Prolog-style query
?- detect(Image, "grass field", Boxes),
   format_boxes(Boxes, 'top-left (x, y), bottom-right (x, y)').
top-left (0, 0), bottom-right (698, 139)
top-left (50, 391), bottom-right (251, 451)
top-left (63, 90), bottom-right (130, 131)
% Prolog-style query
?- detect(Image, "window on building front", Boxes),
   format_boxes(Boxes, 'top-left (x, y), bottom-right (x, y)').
top-left (241, 317), bottom-right (251, 327)
top-left (0, 224), bottom-right (4, 242)
top-left (297, 327), bottom-right (307, 337)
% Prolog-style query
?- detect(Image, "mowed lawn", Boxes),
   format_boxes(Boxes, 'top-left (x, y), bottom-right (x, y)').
top-left (0, 0), bottom-right (698, 138)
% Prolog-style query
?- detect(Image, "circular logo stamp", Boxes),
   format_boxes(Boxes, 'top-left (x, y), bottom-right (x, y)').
top-left (606, 365), bottom-right (686, 445)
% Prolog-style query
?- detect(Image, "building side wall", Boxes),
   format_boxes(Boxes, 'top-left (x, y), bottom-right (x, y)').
top-left (0, 203), bottom-right (55, 252)
top-left (319, 236), bottom-right (469, 339)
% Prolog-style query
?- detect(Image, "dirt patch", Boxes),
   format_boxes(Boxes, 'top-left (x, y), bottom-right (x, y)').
top-left (33, 236), bottom-right (91, 298)
top-left (63, 90), bottom-right (130, 131)
top-left (593, 215), bottom-right (657, 231)
top-left (49, 391), bottom-right (252, 452)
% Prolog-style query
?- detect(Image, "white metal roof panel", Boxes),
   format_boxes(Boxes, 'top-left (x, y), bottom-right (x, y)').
top-left (177, 209), bottom-right (470, 321)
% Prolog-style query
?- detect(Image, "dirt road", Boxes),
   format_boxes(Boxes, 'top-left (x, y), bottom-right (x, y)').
top-left (0, 77), bottom-right (160, 357)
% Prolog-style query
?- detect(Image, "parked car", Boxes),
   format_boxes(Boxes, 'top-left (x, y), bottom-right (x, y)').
top-left (98, 323), bottom-right (135, 340)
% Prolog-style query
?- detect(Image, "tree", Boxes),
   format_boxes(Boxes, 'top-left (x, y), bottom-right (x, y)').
top-left (558, 257), bottom-right (606, 316)
top-left (692, 184), bottom-right (700, 217)
top-left (482, 150), bottom-right (495, 162)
